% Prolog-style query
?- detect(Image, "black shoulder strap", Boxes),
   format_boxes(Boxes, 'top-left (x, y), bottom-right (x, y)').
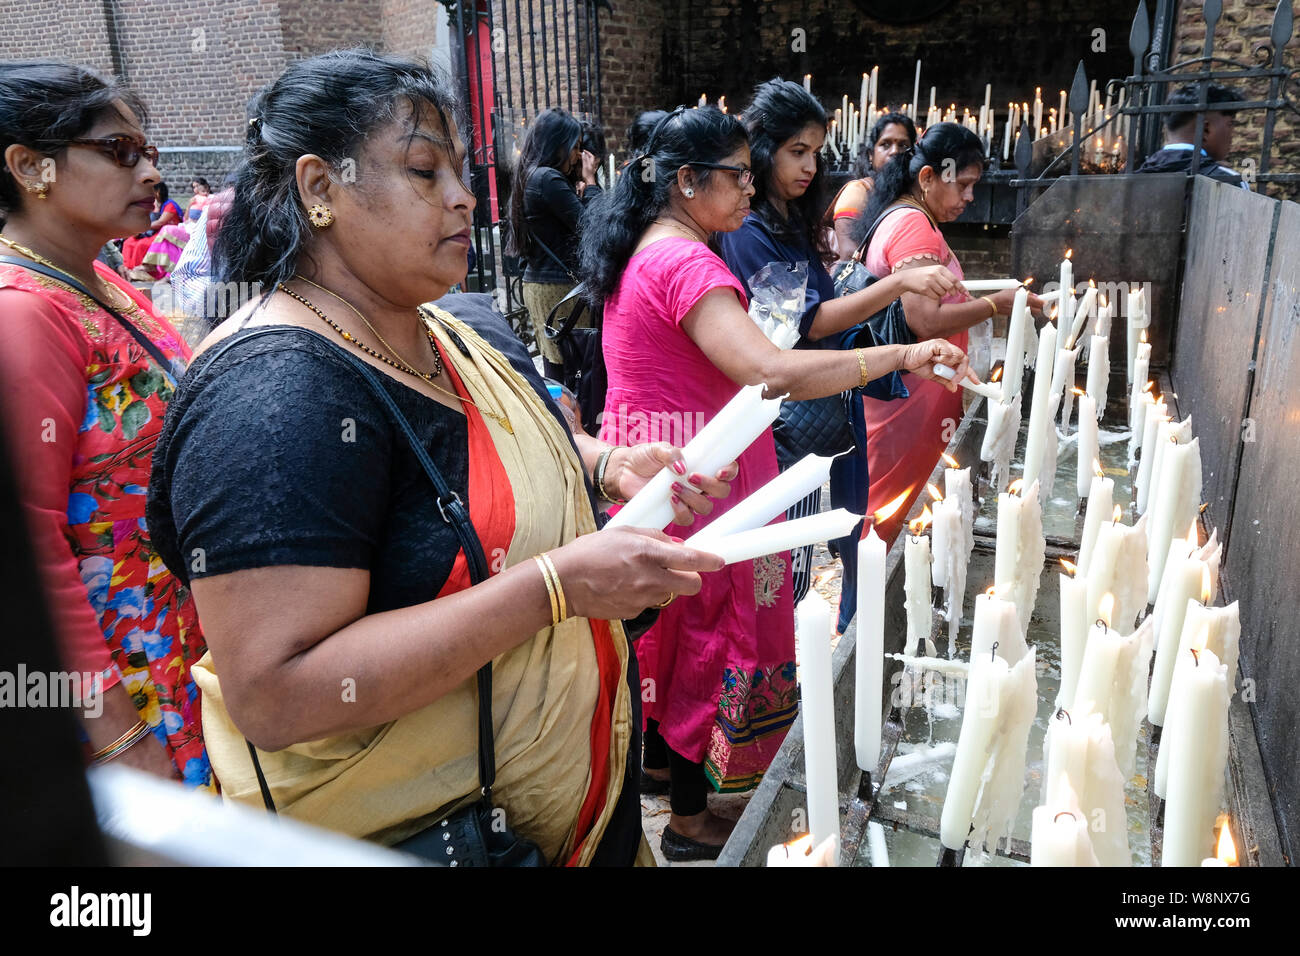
top-left (0, 256), bottom-right (180, 383)
top-left (849, 203), bottom-right (918, 265)
top-left (195, 327), bottom-right (499, 811)
top-left (530, 233), bottom-right (579, 284)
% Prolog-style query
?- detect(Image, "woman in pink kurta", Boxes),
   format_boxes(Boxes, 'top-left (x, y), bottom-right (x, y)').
top-left (852, 123), bottom-right (1045, 548)
top-left (582, 106), bottom-right (972, 859)
top-left (602, 236), bottom-right (797, 798)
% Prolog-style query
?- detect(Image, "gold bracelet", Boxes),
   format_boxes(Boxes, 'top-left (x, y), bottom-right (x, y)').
top-left (854, 348), bottom-right (869, 389)
top-left (533, 555), bottom-right (560, 626)
top-left (980, 295), bottom-right (999, 319)
top-left (539, 552), bottom-right (568, 622)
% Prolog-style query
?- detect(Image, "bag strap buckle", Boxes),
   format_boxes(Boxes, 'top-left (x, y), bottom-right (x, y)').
top-left (437, 490), bottom-right (464, 524)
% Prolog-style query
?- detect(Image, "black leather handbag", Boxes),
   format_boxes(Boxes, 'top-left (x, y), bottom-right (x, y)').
top-left (194, 326), bottom-right (545, 868)
top-left (544, 282), bottom-right (606, 436)
top-left (770, 390), bottom-right (856, 469)
top-left (830, 204), bottom-right (922, 351)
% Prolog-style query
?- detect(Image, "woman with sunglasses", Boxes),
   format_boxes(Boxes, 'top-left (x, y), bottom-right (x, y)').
top-left (0, 62), bottom-right (211, 788)
top-left (581, 104), bottom-right (973, 860)
top-left (720, 81), bottom-right (960, 634)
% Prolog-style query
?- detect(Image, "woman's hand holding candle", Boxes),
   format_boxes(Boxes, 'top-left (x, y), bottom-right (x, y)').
top-left (901, 339), bottom-right (976, 392)
top-left (606, 442), bottom-right (739, 525)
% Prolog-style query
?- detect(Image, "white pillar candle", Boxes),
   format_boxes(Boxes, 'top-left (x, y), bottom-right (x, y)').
top-left (1147, 437), bottom-right (1202, 604)
top-left (1076, 393), bottom-right (1099, 499)
top-left (797, 592), bottom-right (840, 864)
top-left (867, 821), bottom-right (889, 867)
top-left (687, 452), bottom-right (836, 545)
top-left (1084, 334), bottom-right (1109, 414)
top-left (1086, 511), bottom-right (1149, 633)
top-left (1143, 417), bottom-right (1193, 519)
top-left (1129, 387), bottom-right (1155, 461)
top-left (904, 513), bottom-right (935, 659)
top-left (607, 383), bottom-right (782, 530)
top-left (1031, 805), bottom-right (1099, 866)
top-left (767, 833), bottom-right (838, 867)
top-left (1155, 602), bottom-right (1240, 798)
top-left (930, 491), bottom-right (952, 589)
top-left (1057, 566), bottom-right (1090, 710)
top-left (940, 646), bottom-right (1037, 852)
top-left (960, 279), bottom-right (1024, 292)
top-left (1059, 257), bottom-right (1074, 323)
top-left (1149, 541), bottom-right (1209, 726)
top-left (1128, 342), bottom-right (1152, 431)
top-left (970, 588), bottom-right (1027, 667)
top-left (1002, 287), bottom-right (1030, 401)
top-left (993, 480), bottom-right (1044, 637)
top-left (1096, 299), bottom-right (1113, 337)
top-left (1133, 406), bottom-right (1170, 513)
top-left (1042, 706), bottom-right (1132, 866)
top-left (706, 508), bottom-right (862, 565)
top-left (1160, 646), bottom-right (1230, 867)
top-left (1077, 473), bottom-right (1115, 575)
top-left (943, 465), bottom-right (974, 655)
top-left (855, 525), bottom-right (886, 773)
top-left (1051, 346), bottom-right (1080, 428)
top-left (980, 392), bottom-right (1021, 495)
top-left (1022, 319), bottom-right (1059, 494)
top-left (1068, 285), bottom-right (1097, 348)
top-left (1126, 287), bottom-right (1150, 383)
top-left (1075, 612), bottom-right (1155, 778)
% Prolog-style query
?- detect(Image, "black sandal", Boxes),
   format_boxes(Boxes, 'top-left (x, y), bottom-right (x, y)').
top-left (660, 825), bottom-right (727, 862)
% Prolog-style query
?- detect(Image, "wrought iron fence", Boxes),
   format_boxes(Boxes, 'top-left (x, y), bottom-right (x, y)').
top-left (442, 0), bottom-right (608, 352)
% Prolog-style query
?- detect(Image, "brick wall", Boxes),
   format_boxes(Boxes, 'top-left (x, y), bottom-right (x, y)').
top-left (1173, 0), bottom-right (1300, 200)
top-left (380, 0), bottom-right (443, 63)
top-left (280, 0), bottom-right (382, 57)
top-left (597, 0), bottom-right (671, 156)
top-left (0, 0), bottom-right (116, 74)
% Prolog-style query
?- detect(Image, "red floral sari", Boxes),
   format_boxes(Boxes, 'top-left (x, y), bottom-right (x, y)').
top-left (0, 260), bottom-right (211, 787)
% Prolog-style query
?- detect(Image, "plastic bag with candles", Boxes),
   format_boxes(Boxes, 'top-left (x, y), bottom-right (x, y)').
top-left (746, 260), bottom-right (807, 350)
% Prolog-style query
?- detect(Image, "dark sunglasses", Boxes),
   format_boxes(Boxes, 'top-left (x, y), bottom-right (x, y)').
top-left (66, 136), bottom-right (160, 168)
top-left (686, 161), bottom-right (754, 187)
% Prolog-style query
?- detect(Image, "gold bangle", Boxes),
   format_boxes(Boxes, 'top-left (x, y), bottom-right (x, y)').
top-left (540, 552), bottom-right (568, 622)
top-left (533, 555), bottom-right (560, 626)
top-left (854, 348), bottom-right (869, 389)
top-left (980, 295), bottom-right (999, 319)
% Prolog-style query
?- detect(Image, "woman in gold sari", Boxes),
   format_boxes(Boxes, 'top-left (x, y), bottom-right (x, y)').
top-left (145, 50), bottom-right (733, 865)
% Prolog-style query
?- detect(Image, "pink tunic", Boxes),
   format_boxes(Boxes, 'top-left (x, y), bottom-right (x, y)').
top-left (600, 237), bottom-right (797, 791)
top-left (862, 208), bottom-right (968, 548)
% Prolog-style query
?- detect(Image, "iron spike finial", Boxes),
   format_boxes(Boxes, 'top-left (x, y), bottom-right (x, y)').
top-left (1015, 121), bottom-right (1033, 174)
top-left (1070, 61), bottom-right (1090, 117)
top-left (1272, 0), bottom-right (1294, 61)
top-left (1204, 0), bottom-right (1223, 31)
top-left (1130, 0), bottom-right (1151, 61)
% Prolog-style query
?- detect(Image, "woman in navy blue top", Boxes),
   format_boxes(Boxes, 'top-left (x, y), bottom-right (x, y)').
top-left (719, 79), bottom-right (961, 632)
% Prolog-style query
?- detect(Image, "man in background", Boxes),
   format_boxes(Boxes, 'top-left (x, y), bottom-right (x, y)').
top-left (1137, 83), bottom-right (1249, 189)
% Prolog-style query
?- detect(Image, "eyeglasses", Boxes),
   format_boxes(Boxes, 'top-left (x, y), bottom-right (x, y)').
top-left (66, 136), bottom-right (160, 168)
top-left (686, 162), bottom-right (754, 187)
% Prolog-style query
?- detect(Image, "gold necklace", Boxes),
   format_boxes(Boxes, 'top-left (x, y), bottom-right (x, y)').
top-left (652, 218), bottom-right (707, 242)
top-left (898, 195), bottom-right (939, 230)
top-left (0, 233), bottom-right (135, 312)
top-left (282, 278), bottom-right (513, 434)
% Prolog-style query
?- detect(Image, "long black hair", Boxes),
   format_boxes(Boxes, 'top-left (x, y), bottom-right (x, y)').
top-left (626, 109), bottom-right (668, 155)
top-left (0, 61), bottom-right (148, 224)
top-left (854, 121), bottom-right (985, 244)
top-left (853, 111), bottom-right (917, 179)
top-left (505, 107), bottom-right (582, 257)
top-left (741, 78), bottom-right (830, 262)
top-left (579, 105), bottom-right (747, 304)
top-left (213, 48), bottom-right (460, 291)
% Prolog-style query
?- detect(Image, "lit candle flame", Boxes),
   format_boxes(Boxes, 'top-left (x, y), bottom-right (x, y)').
top-left (1094, 458), bottom-right (1104, 478)
top-left (1216, 818), bottom-right (1238, 865)
top-left (1071, 386), bottom-right (1085, 396)
top-left (909, 504), bottom-right (933, 535)
top-left (986, 584), bottom-right (998, 597)
top-left (1089, 278), bottom-right (1096, 288)
top-left (1112, 504), bottom-right (1123, 524)
top-left (1008, 478), bottom-right (1025, 495)
top-left (1024, 276), bottom-right (1035, 286)
top-left (1049, 305), bottom-right (1059, 322)
top-left (1060, 558), bottom-right (1077, 576)
top-left (1140, 329), bottom-right (1149, 344)
top-left (1143, 380), bottom-right (1155, 393)
top-left (873, 488), bottom-right (911, 523)
top-left (1098, 593), bottom-right (1115, 628)
top-left (926, 482), bottom-right (944, 502)
top-left (1201, 565), bottom-right (1212, 605)
top-left (1100, 295), bottom-right (1108, 308)
top-left (784, 833), bottom-right (815, 858)
top-left (991, 366), bottom-right (1004, 383)
top-left (1065, 249), bottom-right (1073, 259)
top-left (941, 452), bottom-right (960, 469)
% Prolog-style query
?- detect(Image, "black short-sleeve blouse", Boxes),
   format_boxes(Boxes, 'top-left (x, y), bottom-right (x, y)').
top-left (146, 293), bottom-right (579, 614)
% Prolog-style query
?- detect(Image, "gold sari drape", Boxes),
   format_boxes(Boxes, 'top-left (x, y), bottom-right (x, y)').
top-left (193, 307), bottom-right (637, 865)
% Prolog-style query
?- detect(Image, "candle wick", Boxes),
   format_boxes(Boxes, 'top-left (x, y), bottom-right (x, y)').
top-left (1055, 707), bottom-right (1072, 725)
top-left (1095, 618), bottom-right (1107, 629)
top-left (1191, 647), bottom-right (1200, 667)
top-left (1053, 810), bottom-right (1077, 823)
top-left (990, 641), bottom-right (998, 662)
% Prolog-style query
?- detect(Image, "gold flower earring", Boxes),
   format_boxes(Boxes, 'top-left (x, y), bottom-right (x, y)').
top-left (308, 203), bottom-right (334, 228)
top-left (26, 182), bottom-right (49, 200)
